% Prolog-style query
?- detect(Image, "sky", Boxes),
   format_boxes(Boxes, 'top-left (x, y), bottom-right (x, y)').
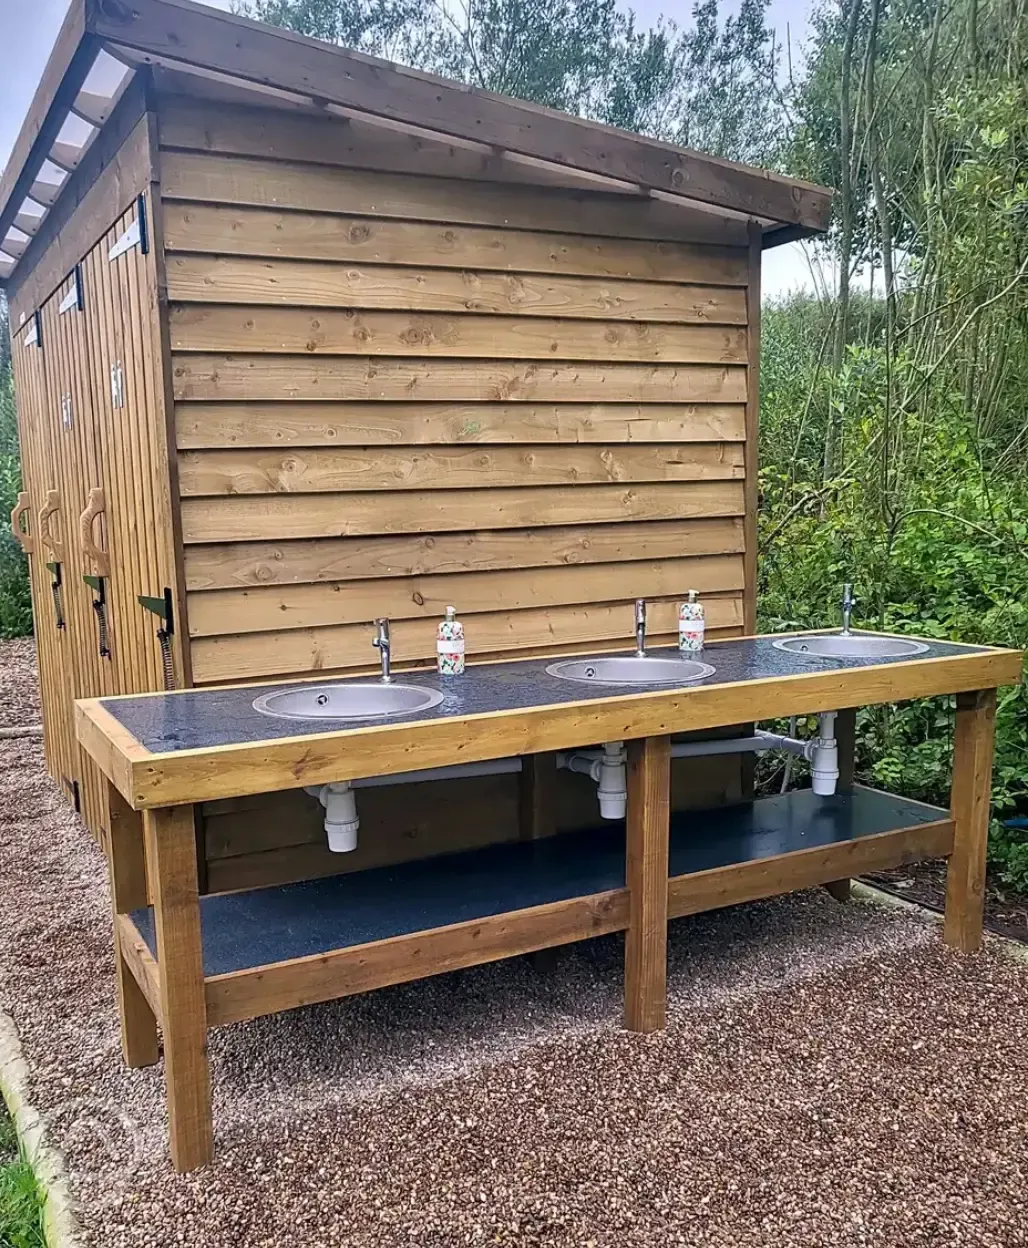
top-left (0, 0), bottom-right (820, 298)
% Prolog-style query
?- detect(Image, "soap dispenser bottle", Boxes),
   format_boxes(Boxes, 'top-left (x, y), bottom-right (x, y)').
top-left (679, 590), bottom-right (705, 652)
top-left (437, 605), bottom-right (466, 675)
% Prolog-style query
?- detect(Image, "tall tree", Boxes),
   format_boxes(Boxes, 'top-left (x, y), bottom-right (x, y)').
top-left (241, 0), bottom-right (785, 164)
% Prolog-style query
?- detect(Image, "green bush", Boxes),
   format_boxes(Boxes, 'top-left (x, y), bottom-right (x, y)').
top-left (0, 364), bottom-right (32, 640)
top-left (759, 297), bottom-right (1028, 893)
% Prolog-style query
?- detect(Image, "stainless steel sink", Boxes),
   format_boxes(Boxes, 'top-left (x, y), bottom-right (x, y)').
top-left (545, 655), bottom-right (715, 685)
top-left (772, 633), bottom-right (929, 660)
top-left (253, 682), bottom-right (444, 720)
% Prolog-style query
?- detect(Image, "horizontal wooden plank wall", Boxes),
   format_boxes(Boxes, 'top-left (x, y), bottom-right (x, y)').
top-left (157, 96), bottom-right (753, 683)
top-left (155, 94), bottom-right (756, 888)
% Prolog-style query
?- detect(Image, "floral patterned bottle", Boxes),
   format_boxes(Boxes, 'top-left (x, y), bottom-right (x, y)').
top-left (679, 590), bottom-right (705, 653)
top-left (437, 605), bottom-right (466, 675)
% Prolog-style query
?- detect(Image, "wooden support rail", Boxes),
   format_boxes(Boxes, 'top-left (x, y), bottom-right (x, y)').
top-left (106, 786), bottom-right (158, 1069)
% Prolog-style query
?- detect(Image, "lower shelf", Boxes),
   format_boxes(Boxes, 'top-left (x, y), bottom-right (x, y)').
top-left (132, 787), bottom-right (952, 1014)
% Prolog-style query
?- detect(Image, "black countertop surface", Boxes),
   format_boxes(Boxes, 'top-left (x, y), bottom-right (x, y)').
top-left (98, 632), bottom-right (986, 756)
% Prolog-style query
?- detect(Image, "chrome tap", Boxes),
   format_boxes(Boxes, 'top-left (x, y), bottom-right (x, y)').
top-left (840, 583), bottom-right (856, 635)
top-left (635, 598), bottom-right (647, 657)
top-left (372, 617), bottom-right (392, 682)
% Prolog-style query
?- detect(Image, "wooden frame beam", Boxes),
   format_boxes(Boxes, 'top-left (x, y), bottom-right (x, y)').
top-left (13, 213), bottom-right (44, 236)
top-left (7, 74), bottom-right (151, 310)
top-left (743, 222), bottom-right (761, 635)
top-left (116, 914), bottom-right (163, 1021)
top-left (518, 752), bottom-right (557, 843)
top-left (944, 689), bottom-right (997, 952)
top-left (49, 139), bottom-right (88, 173)
top-left (88, 0), bottom-right (832, 229)
top-left (2, 236), bottom-right (29, 261)
top-left (205, 889), bottom-right (628, 1026)
top-left (142, 803), bottom-right (213, 1172)
top-left (29, 180), bottom-right (63, 207)
top-left (624, 736), bottom-right (671, 1032)
top-left (669, 817), bottom-right (955, 918)
top-left (106, 782), bottom-right (159, 1068)
top-left (71, 88), bottom-right (114, 127)
top-left (0, 0), bottom-right (95, 255)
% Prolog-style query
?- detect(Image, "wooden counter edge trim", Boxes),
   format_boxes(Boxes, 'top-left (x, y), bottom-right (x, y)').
top-left (124, 648), bottom-right (1022, 808)
top-left (74, 701), bottom-right (147, 801)
top-left (668, 818), bottom-right (955, 919)
top-left (116, 913), bottom-right (163, 1023)
top-left (204, 887), bottom-right (629, 1026)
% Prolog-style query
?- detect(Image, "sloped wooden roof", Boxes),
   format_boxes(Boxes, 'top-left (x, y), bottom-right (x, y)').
top-left (0, 0), bottom-right (833, 285)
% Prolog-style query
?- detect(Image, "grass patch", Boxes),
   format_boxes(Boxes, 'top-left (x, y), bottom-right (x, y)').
top-left (0, 1108), bottom-right (45, 1248)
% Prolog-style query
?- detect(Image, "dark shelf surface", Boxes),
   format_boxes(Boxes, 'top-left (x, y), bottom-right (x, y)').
top-left (101, 632), bottom-right (985, 755)
top-left (132, 788), bottom-right (947, 977)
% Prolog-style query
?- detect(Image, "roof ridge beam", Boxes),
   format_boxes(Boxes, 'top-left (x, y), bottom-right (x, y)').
top-left (87, 0), bottom-right (832, 230)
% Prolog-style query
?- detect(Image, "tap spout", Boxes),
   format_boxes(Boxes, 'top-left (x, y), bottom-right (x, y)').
top-left (840, 583), bottom-right (856, 635)
top-left (372, 617), bottom-right (392, 682)
top-left (634, 598), bottom-right (647, 657)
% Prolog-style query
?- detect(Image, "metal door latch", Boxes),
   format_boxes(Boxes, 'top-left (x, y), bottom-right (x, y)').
top-left (46, 561), bottom-right (65, 630)
top-left (84, 574), bottom-right (110, 658)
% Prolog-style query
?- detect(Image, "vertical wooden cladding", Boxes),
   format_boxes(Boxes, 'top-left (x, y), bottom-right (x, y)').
top-left (7, 310), bottom-right (76, 795)
top-left (37, 270), bottom-right (113, 837)
top-left (7, 187), bottom-right (180, 841)
top-left (158, 97), bottom-right (757, 683)
top-left (80, 196), bottom-right (180, 700)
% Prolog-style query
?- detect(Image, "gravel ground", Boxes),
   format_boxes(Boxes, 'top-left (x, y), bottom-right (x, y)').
top-left (1, 637), bottom-right (1027, 1248)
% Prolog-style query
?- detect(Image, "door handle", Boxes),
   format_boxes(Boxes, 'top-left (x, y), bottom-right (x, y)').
top-left (79, 487), bottom-right (110, 577)
top-left (9, 492), bottom-right (34, 554)
top-left (37, 489), bottom-right (65, 561)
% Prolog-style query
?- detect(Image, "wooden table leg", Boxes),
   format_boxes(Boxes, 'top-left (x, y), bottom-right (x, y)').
top-left (143, 804), bottom-right (213, 1172)
top-left (825, 708), bottom-right (857, 903)
top-left (520, 753), bottom-right (560, 972)
top-left (944, 689), bottom-right (997, 953)
top-left (106, 783), bottom-right (159, 1068)
top-left (519, 752), bottom-right (557, 844)
top-left (624, 735), bottom-right (671, 1033)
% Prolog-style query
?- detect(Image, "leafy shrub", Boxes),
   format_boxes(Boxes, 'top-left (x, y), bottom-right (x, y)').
top-left (0, 363), bottom-right (32, 640)
top-left (759, 297), bottom-right (1028, 892)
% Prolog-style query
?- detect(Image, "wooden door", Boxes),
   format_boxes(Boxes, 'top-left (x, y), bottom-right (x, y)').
top-left (38, 269), bottom-right (115, 842)
top-left (80, 194), bottom-right (181, 698)
top-left (8, 309), bottom-right (78, 805)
